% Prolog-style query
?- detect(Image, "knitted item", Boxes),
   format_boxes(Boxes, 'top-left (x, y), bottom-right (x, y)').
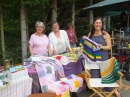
top-left (60, 74), bottom-right (83, 93)
top-left (100, 57), bottom-right (120, 84)
top-left (80, 37), bottom-right (101, 63)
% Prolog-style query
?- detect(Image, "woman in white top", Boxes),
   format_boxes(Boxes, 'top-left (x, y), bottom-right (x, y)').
top-left (49, 21), bottom-right (70, 55)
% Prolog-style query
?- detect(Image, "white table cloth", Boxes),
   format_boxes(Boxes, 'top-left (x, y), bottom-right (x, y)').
top-left (0, 77), bottom-right (32, 97)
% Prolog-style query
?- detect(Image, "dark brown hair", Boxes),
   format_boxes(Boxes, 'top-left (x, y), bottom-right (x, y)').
top-left (51, 21), bottom-right (60, 27)
top-left (89, 17), bottom-right (104, 39)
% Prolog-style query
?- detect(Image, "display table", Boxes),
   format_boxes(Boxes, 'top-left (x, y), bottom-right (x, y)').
top-left (0, 77), bottom-right (32, 97)
top-left (28, 68), bottom-right (41, 93)
top-left (63, 55), bottom-right (84, 77)
top-left (27, 55), bottom-right (84, 93)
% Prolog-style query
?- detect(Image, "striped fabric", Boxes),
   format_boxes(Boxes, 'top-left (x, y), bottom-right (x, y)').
top-left (100, 57), bottom-right (120, 84)
top-left (80, 37), bottom-right (101, 63)
top-left (0, 77), bottom-right (32, 97)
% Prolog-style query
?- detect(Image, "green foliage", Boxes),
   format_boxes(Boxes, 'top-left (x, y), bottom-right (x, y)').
top-left (110, 22), bottom-right (115, 32)
top-left (4, 19), bottom-right (20, 34)
top-left (0, 0), bottom-right (91, 65)
top-left (61, 0), bottom-right (72, 3)
top-left (110, 16), bottom-right (120, 32)
top-left (0, 35), bottom-right (22, 66)
top-left (24, 0), bottom-right (50, 8)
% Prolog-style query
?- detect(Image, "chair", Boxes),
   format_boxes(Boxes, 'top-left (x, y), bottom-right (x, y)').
top-left (84, 59), bottom-right (124, 97)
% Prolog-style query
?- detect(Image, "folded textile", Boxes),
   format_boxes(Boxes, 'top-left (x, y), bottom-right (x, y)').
top-left (60, 74), bottom-right (83, 93)
top-left (50, 60), bottom-right (65, 80)
top-left (100, 57), bottom-right (120, 84)
top-left (48, 81), bottom-right (70, 95)
top-left (79, 37), bottom-right (101, 63)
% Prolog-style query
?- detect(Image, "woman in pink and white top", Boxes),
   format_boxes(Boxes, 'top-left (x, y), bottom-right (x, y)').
top-left (29, 21), bottom-right (51, 56)
top-left (66, 22), bottom-right (78, 47)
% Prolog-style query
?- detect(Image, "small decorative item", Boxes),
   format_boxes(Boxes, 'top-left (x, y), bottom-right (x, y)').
top-left (4, 59), bottom-right (13, 70)
top-left (128, 43), bottom-right (130, 49)
top-left (55, 55), bottom-right (62, 60)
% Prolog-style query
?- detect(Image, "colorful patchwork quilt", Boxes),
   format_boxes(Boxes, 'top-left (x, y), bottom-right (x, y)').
top-left (23, 56), bottom-right (83, 95)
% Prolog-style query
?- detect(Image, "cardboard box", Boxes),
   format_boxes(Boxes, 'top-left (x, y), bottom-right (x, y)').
top-left (28, 92), bottom-right (56, 97)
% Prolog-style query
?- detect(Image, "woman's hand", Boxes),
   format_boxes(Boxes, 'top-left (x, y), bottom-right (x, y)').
top-left (67, 47), bottom-right (71, 53)
top-left (98, 44), bottom-right (103, 49)
top-left (70, 40), bottom-right (75, 43)
top-left (82, 35), bottom-right (87, 39)
top-left (53, 49), bottom-right (58, 55)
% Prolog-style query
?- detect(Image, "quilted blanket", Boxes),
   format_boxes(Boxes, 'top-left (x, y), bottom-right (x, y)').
top-left (61, 74), bottom-right (83, 93)
top-left (24, 55), bottom-right (83, 95)
top-left (35, 62), bottom-right (55, 92)
top-left (100, 57), bottom-right (120, 84)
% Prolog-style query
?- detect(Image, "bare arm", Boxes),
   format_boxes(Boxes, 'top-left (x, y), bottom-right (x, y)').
top-left (47, 45), bottom-right (51, 57)
top-left (87, 32), bottom-right (91, 38)
top-left (98, 32), bottom-right (111, 50)
top-left (29, 44), bottom-right (33, 55)
top-left (53, 49), bottom-right (58, 55)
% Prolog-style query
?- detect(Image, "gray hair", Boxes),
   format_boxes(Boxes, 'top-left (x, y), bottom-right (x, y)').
top-left (35, 21), bottom-right (45, 29)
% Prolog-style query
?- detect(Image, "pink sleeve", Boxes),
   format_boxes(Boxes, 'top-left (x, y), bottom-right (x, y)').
top-left (29, 35), bottom-right (33, 46)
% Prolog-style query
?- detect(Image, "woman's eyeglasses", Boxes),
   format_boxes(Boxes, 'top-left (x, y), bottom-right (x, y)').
top-left (36, 26), bottom-right (43, 28)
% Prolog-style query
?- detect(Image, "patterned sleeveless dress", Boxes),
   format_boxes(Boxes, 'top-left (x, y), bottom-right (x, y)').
top-left (91, 34), bottom-right (108, 78)
top-left (90, 34), bottom-right (113, 91)
top-left (91, 35), bottom-right (108, 61)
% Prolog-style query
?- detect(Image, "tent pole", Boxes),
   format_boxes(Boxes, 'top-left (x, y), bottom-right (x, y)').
top-left (127, 10), bottom-right (129, 27)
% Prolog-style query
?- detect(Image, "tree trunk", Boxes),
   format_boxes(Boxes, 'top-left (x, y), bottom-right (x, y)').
top-left (51, 0), bottom-right (57, 23)
top-left (127, 10), bottom-right (129, 27)
top-left (43, 10), bottom-right (48, 27)
top-left (25, 8), bottom-right (29, 42)
top-left (0, 1), bottom-right (5, 59)
top-left (20, 0), bottom-right (27, 61)
top-left (89, 0), bottom-right (93, 29)
top-left (72, 0), bottom-right (75, 28)
top-left (107, 16), bottom-right (110, 30)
